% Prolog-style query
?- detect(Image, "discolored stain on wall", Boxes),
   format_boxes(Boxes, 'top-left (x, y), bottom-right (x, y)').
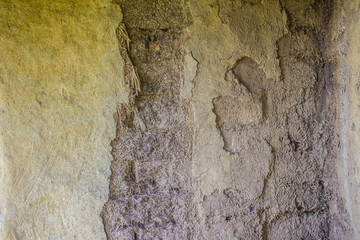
top-left (0, 0), bottom-right (126, 239)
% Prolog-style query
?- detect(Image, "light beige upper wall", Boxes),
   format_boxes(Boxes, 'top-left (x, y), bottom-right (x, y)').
top-left (337, 0), bottom-right (360, 238)
top-left (0, 1), bottom-right (126, 239)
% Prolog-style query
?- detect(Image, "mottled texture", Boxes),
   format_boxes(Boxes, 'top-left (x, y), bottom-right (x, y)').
top-left (0, 1), bottom-right (126, 239)
top-left (103, 0), bottom-right (353, 239)
top-left (102, 1), bottom-right (195, 239)
top-left (1, 0), bottom-right (358, 239)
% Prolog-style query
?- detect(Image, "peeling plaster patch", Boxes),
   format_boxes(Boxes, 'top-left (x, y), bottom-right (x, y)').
top-left (213, 95), bottom-right (262, 127)
top-left (102, 0), bottom-right (352, 238)
top-left (181, 52), bottom-right (198, 99)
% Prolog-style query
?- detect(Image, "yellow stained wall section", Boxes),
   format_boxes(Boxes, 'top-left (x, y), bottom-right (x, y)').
top-left (0, 1), bottom-right (126, 239)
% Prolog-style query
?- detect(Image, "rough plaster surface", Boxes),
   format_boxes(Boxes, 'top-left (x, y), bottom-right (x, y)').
top-left (0, 0), bottom-right (357, 239)
top-left (336, 0), bottom-right (360, 238)
top-left (103, 0), bottom-right (354, 239)
top-left (187, 0), bottom-right (351, 238)
top-left (0, 1), bottom-right (126, 239)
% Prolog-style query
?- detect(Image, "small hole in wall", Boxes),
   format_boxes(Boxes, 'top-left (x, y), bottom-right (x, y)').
top-left (138, 222), bottom-right (145, 229)
top-left (226, 216), bottom-right (232, 221)
top-left (250, 206), bottom-right (256, 214)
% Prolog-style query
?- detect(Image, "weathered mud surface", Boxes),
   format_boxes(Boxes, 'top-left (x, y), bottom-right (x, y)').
top-left (102, 1), bottom-right (196, 239)
top-left (103, 0), bottom-right (352, 239)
